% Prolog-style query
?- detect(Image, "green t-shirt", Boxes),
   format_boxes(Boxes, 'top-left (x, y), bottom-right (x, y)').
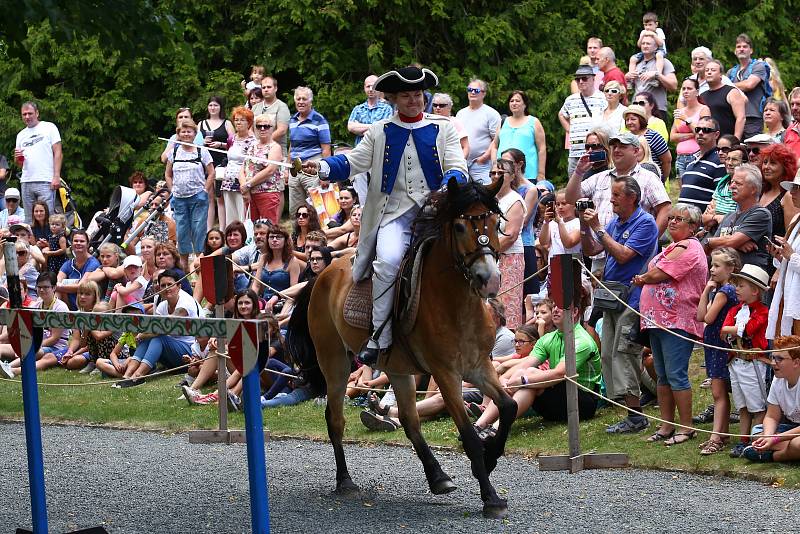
top-left (532, 323), bottom-right (601, 390)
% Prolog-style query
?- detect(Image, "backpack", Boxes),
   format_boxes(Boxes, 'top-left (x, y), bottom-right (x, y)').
top-left (172, 143), bottom-right (208, 177)
top-left (728, 60), bottom-right (773, 113)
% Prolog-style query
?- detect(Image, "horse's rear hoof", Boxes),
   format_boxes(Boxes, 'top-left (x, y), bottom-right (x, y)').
top-left (429, 476), bottom-right (457, 495)
top-left (483, 499), bottom-right (509, 519)
top-left (335, 478), bottom-right (361, 496)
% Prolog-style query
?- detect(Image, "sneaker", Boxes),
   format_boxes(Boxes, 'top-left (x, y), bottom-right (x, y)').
top-left (692, 404), bottom-right (715, 424)
top-left (606, 416), bottom-right (649, 434)
top-left (79, 362), bottom-right (96, 375)
top-left (89, 367), bottom-right (102, 377)
top-left (113, 377), bottom-right (144, 389)
top-left (730, 442), bottom-right (749, 458)
top-left (639, 390), bottom-right (657, 408)
top-left (182, 385), bottom-right (201, 405)
top-left (194, 392), bottom-right (219, 405)
top-left (359, 410), bottom-right (400, 432)
top-left (729, 412), bottom-right (740, 424)
top-left (227, 392), bottom-right (241, 412)
top-left (0, 360), bottom-right (14, 379)
top-left (741, 445), bottom-right (774, 462)
top-left (699, 378), bottom-right (712, 389)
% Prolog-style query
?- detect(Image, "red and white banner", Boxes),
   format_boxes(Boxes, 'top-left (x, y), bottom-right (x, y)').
top-left (227, 320), bottom-right (260, 376)
top-left (8, 310), bottom-right (34, 360)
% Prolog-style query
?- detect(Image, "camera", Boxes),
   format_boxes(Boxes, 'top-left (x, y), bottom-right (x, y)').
top-left (540, 192), bottom-right (555, 208)
top-left (588, 150), bottom-right (606, 162)
top-left (575, 199), bottom-right (595, 211)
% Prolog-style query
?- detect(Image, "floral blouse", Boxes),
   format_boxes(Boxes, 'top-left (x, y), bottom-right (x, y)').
top-left (222, 135), bottom-right (255, 192)
top-left (243, 142), bottom-right (284, 194)
top-left (639, 238), bottom-right (708, 338)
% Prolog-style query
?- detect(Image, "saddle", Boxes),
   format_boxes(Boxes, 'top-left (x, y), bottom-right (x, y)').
top-left (342, 234), bottom-right (435, 334)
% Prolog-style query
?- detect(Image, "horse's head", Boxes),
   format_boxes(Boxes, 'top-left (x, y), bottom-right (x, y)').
top-left (445, 175), bottom-right (503, 298)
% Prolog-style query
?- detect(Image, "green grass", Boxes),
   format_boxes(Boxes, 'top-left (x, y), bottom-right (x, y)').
top-left (1, 355), bottom-right (797, 488)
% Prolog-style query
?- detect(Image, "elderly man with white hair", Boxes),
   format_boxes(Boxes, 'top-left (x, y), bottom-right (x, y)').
top-left (703, 163), bottom-right (773, 271)
top-left (687, 46), bottom-right (735, 95)
top-left (288, 86), bottom-right (332, 213)
top-left (456, 78), bottom-right (501, 184)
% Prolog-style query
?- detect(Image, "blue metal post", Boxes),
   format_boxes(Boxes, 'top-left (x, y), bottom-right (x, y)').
top-left (21, 329), bottom-right (47, 533)
top-left (242, 370), bottom-right (270, 534)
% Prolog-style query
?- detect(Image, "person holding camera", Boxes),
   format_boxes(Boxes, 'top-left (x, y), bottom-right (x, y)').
top-left (580, 175), bottom-right (659, 434)
top-left (566, 132), bottom-right (670, 274)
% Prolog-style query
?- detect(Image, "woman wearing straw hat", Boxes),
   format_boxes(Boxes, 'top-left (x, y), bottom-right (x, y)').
top-left (301, 66), bottom-right (469, 365)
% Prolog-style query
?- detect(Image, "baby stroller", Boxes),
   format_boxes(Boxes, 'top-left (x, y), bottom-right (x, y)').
top-left (120, 187), bottom-right (171, 251)
top-left (52, 179), bottom-right (83, 231)
top-left (87, 185), bottom-right (140, 253)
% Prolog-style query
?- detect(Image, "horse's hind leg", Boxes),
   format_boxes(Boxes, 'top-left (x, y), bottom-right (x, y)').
top-left (319, 342), bottom-right (359, 495)
top-left (388, 373), bottom-right (457, 495)
top-left (433, 370), bottom-right (510, 519)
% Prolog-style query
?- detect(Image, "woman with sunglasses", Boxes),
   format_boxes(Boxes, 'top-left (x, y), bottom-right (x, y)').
top-left (601, 81), bottom-right (627, 135)
top-left (631, 92), bottom-right (668, 140)
top-left (670, 78), bottom-right (711, 180)
top-left (430, 93), bottom-right (469, 158)
top-left (490, 90), bottom-right (546, 182)
top-left (291, 204), bottom-right (321, 259)
top-left (252, 225), bottom-right (304, 312)
top-left (240, 114), bottom-right (284, 226)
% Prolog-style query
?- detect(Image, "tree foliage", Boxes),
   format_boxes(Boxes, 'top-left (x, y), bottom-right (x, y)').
top-left (1, 0), bottom-right (799, 212)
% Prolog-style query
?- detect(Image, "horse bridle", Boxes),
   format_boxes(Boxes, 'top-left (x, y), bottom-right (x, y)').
top-left (452, 210), bottom-right (500, 284)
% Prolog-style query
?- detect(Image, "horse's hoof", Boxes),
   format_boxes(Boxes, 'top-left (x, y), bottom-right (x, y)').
top-left (335, 479), bottom-right (361, 496)
top-left (483, 499), bottom-right (509, 519)
top-left (429, 476), bottom-right (457, 495)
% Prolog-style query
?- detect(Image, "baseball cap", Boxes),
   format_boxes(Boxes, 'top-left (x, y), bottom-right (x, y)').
top-left (609, 132), bottom-right (641, 148)
top-left (122, 255), bottom-right (143, 268)
top-left (5, 187), bottom-right (20, 200)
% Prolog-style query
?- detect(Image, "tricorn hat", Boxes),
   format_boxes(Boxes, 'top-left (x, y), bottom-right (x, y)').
top-left (374, 67), bottom-right (438, 94)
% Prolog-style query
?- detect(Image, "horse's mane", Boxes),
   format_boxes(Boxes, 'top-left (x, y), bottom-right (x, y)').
top-left (415, 180), bottom-right (501, 241)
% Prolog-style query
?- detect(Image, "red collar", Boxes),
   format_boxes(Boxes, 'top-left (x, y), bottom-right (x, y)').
top-left (399, 113), bottom-right (423, 123)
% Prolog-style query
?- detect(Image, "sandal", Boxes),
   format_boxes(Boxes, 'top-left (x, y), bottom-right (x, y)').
top-left (700, 438), bottom-right (726, 455)
top-left (366, 391), bottom-right (389, 416)
top-left (664, 430), bottom-right (697, 446)
top-left (645, 429), bottom-right (675, 442)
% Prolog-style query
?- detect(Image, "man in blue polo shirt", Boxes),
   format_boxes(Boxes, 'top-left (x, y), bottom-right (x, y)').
top-left (678, 116), bottom-right (727, 211)
top-left (288, 86), bottom-right (332, 213)
top-left (581, 175), bottom-right (658, 434)
top-left (348, 75), bottom-right (394, 146)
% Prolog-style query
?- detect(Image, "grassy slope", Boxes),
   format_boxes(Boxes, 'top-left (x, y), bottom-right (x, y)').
top-left (0, 355), bottom-right (796, 488)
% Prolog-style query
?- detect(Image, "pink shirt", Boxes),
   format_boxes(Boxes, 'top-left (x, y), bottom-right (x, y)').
top-left (675, 109), bottom-right (701, 155)
top-left (639, 238), bottom-right (708, 338)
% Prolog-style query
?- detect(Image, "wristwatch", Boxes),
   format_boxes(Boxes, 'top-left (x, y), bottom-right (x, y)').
top-left (595, 229), bottom-right (606, 241)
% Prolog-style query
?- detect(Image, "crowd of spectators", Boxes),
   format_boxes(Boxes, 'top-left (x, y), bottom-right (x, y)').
top-left (2, 14), bottom-right (800, 464)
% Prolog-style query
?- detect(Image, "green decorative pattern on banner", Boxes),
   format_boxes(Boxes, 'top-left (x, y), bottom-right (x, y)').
top-left (0, 309), bottom-right (230, 337)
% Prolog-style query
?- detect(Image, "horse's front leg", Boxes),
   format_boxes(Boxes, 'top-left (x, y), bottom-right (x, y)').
top-left (387, 373), bottom-right (457, 495)
top-left (433, 369), bottom-right (510, 519)
top-left (466, 359), bottom-right (518, 475)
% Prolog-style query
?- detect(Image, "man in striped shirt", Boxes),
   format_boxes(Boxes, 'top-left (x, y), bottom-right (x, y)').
top-left (678, 116), bottom-right (727, 211)
top-left (288, 86), bottom-right (332, 213)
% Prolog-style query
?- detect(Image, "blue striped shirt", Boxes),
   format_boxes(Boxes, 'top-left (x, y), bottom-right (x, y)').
top-left (348, 100), bottom-right (393, 145)
top-left (678, 148), bottom-right (727, 210)
top-left (289, 109), bottom-right (331, 160)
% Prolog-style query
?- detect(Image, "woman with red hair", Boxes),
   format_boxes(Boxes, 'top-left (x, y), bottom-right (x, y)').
top-left (759, 143), bottom-right (799, 239)
top-left (222, 106), bottom-right (255, 226)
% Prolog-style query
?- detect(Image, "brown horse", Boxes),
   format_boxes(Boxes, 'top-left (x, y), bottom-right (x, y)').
top-left (286, 177), bottom-right (518, 518)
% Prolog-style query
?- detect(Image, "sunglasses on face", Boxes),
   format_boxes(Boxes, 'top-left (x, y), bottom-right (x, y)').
top-left (575, 76), bottom-right (591, 83)
top-left (718, 146), bottom-right (733, 153)
top-left (431, 103), bottom-right (449, 108)
top-left (489, 171), bottom-right (507, 178)
top-left (466, 87), bottom-right (482, 94)
top-left (604, 88), bottom-right (621, 94)
top-left (296, 212), bottom-right (309, 218)
top-left (747, 146), bottom-right (761, 155)
top-left (694, 126), bottom-right (718, 134)
top-left (632, 100), bottom-right (648, 106)
top-left (255, 123), bottom-right (273, 130)
top-left (585, 143), bottom-right (603, 151)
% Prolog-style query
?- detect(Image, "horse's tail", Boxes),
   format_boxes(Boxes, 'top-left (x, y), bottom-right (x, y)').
top-left (285, 277), bottom-right (327, 396)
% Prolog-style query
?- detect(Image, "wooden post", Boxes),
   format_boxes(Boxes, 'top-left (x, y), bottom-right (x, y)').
top-left (538, 254), bottom-right (628, 473)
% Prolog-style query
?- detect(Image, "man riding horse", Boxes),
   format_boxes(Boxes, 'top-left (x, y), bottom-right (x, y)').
top-left (303, 66), bottom-right (468, 365)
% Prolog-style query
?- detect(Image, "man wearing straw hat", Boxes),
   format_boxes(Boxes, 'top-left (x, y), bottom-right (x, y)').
top-left (302, 66), bottom-right (468, 365)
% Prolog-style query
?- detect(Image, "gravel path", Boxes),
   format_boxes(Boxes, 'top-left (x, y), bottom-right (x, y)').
top-left (0, 422), bottom-right (797, 533)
